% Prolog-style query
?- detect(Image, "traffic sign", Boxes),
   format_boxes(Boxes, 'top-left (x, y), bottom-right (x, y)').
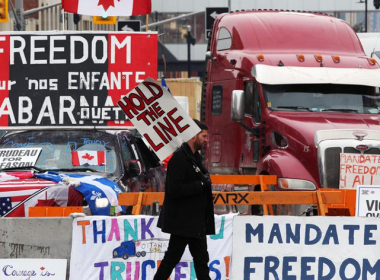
top-left (205, 7), bottom-right (229, 39)
top-left (117, 20), bottom-right (141, 32)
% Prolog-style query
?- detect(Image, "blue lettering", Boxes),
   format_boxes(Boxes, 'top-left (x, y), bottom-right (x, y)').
top-left (142, 260), bottom-right (155, 280)
top-left (343, 225), bottom-right (360, 245)
top-left (244, 257), bottom-right (262, 280)
top-left (301, 257), bottom-right (315, 279)
top-left (93, 220), bottom-right (106, 243)
top-left (282, 256), bottom-right (297, 280)
top-left (322, 225), bottom-right (339, 245)
top-left (268, 224), bottom-right (283, 244)
top-left (111, 262), bottom-right (125, 280)
top-left (211, 216), bottom-right (225, 240)
top-left (305, 224), bottom-right (322, 245)
top-left (339, 258), bottom-right (361, 280)
top-left (265, 256), bottom-right (279, 280)
top-left (246, 223), bottom-right (263, 243)
top-left (364, 225), bottom-right (377, 245)
top-left (362, 259), bottom-right (380, 280)
top-left (286, 223), bottom-right (300, 244)
top-left (318, 257), bottom-right (335, 280)
top-left (124, 219), bottom-right (138, 241)
top-left (209, 260), bottom-right (221, 280)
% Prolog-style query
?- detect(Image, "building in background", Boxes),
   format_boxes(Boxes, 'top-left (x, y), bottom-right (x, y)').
top-left (0, 0), bottom-right (379, 77)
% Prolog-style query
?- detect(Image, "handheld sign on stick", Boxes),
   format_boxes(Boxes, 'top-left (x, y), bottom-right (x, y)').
top-left (117, 77), bottom-right (200, 161)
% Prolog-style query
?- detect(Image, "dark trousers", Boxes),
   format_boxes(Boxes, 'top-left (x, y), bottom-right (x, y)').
top-left (154, 234), bottom-right (211, 280)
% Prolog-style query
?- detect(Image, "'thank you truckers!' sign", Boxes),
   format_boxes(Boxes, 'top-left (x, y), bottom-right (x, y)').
top-left (118, 78), bottom-right (200, 161)
top-left (0, 31), bottom-right (157, 127)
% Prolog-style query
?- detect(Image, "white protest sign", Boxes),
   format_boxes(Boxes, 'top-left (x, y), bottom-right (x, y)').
top-left (232, 216), bottom-right (380, 280)
top-left (69, 215), bottom-right (234, 280)
top-left (0, 148), bottom-right (42, 169)
top-left (356, 185), bottom-right (380, 217)
top-left (117, 77), bottom-right (201, 161)
top-left (0, 258), bottom-right (67, 279)
top-left (340, 153), bottom-right (380, 189)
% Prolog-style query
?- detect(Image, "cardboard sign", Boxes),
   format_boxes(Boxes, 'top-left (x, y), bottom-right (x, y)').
top-left (0, 148), bottom-right (41, 169)
top-left (356, 185), bottom-right (380, 217)
top-left (0, 258), bottom-right (67, 279)
top-left (340, 153), bottom-right (380, 189)
top-left (233, 216), bottom-right (380, 279)
top-left (0, 32), bottom-right (157, 127)
top-left (118, 78), bottom-right (201, 161)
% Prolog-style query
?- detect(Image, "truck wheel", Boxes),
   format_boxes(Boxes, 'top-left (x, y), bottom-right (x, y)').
top-left (122, 254), bottom-right (129, 260)
top-left (141, 251), bottom-right (146, 257)
top-left (136, 252), bottom-right (141, 257)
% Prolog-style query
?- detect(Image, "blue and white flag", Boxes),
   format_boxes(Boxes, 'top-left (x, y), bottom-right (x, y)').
top-left (161, 76), bottom-right (171, 94)
top-left (35, 172), bottom-right (125, 215)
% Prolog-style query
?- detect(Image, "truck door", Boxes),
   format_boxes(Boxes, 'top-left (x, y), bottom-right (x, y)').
top-left (240, 80), bottom-right (261, 173)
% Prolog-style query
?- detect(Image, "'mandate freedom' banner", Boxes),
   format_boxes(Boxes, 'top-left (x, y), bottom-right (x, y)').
top-left (233, 216), bottom-right (380, 280)
top-left (118, 78), bottom-right (201, 161)
top-left (0, 32), bottom-right (157, 126)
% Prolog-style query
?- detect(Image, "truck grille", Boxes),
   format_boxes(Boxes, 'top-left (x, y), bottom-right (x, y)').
top-left (324, 147), bottom-right (380, 189)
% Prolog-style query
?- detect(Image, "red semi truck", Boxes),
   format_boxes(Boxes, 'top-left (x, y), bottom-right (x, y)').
top-left (202, 10), bottom-right (380, 212)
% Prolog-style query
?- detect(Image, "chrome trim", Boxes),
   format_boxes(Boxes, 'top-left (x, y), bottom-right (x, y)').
top-left (315, 129), bottom-right (380, 148)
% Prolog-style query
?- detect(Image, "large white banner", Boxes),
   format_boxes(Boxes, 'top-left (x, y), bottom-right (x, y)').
top-left (70, 215), bottom-right (234, 280)
top-left (233, 216), bottom-right (380, 280)
top-left (117, 78), bottom-right (200, 161)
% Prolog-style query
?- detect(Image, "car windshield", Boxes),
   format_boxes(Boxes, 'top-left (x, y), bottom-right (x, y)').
top-left (263, 84), bottom-right (379, 114)
top-left (0, 130), bottom-right (120, 176)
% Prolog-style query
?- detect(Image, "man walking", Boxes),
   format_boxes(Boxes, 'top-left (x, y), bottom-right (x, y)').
top-left (154, 119), bottom-right (215, 280)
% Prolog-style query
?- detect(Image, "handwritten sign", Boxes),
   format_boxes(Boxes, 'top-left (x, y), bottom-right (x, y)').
top-left (0, 148), bottom-right (41, 169)
top-left (0, 259), bottom-right (67, 279)
top-left (340, 153), bottom-right (380, 189)
top-left (118, 78), bottom-right (200, 161)
top-left (356, 185), bottom-right (380, 217)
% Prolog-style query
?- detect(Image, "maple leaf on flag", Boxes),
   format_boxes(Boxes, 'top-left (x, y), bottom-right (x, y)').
top-left (82, 153), bottom-right (94, 161)
top-left (98, 0), bottom-right (116, 11)
top-left (40, 267), bottom-right (45, 270)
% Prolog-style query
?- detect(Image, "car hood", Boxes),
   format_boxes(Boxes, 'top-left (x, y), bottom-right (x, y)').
top-left (268, 112), bottom-right (380, 147)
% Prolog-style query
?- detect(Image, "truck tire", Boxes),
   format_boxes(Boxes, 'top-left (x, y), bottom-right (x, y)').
top-left (123, 254), bottom-right (129, 260)
top-left (141, 251), bottom-right (146, 257)
top-left (136, 252), bottom-right (141, 257)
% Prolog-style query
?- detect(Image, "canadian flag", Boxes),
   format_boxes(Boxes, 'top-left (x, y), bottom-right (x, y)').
top-left (72, 151), bottom-right (105, 166)
top-left (62, 0), bottom-right (151, 16)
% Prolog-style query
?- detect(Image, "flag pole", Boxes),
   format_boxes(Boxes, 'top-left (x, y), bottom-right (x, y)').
top-left (62, 10), bottom-right (65, 31)
top-left (146, 14), bottom-right (149, 31)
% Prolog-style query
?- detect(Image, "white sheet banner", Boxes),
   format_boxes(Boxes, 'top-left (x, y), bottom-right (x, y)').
top-left (233, 216), bottom-right (380, 280)
top-left (69, 214), bottom-right (234, 280)
top-left (117, 78), bottom-right (200, 161)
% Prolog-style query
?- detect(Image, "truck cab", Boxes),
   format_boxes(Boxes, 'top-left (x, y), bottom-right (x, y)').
top-left (203, 11), bottom-right (380, 200)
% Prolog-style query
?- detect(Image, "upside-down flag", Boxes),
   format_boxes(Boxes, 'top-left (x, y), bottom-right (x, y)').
top-left (62, 0), bottom-right (152, 16)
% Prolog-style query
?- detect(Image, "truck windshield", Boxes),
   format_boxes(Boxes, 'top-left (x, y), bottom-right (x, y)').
top-left (263, 84), bottom-right (379, 114)
top-left (0, 130), bottom-right (121, 176)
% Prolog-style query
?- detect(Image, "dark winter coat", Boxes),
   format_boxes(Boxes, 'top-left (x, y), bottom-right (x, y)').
top-left (157, 143), bottom-right (215, 238)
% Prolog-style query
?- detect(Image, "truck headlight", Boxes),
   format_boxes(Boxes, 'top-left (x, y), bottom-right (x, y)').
top-left (278, 178), bottom-right (316, 190)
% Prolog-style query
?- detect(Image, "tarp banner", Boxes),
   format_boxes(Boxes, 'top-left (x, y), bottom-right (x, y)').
top-left (0, 32), bottom-right (157, 127)
top-left (69, 214), bottom-right (234, 280)
top-left (232, 216), bottom-right (380, 280)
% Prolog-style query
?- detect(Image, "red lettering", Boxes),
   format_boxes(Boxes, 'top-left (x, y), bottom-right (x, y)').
top-left (144, 133), bottom-right (164, 152)
top-left (129, 93), bottom-right (145, 111)
top-left (153, 125), bottom-right (169, 144)
top-left (340, 174), bottom-right (347, 188)
top-left (143, 81), bottom-right (164, 99)
top-left (137, 107), bottom-right (159, 125)
top-left (152, 102), bottom-right (165, 117)
top-left (167, 108), bottom-right (190, 133)
top-left (135, 86), bottom-right (156, 106)
top-left (352, 175), bottom-right (362, 188)
top-left (158, 117), bottom-right (178, 141)
top-left (117, 97), bottom-right (139, 119)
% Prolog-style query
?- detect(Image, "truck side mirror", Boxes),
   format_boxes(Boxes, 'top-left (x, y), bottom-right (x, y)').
top-left (205, 51), bottom-right (213, 60)
top-left (127, 159), bottom-right (142, 177)
top-left (231, 90), bottom-right (245, 122)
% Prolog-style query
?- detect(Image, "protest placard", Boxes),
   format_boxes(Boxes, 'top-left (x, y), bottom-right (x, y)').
top-left (118, 78), bottom-right (200, 161)
top-left (0, 148), bottom-right (41, 169)
top-left (340, 153), bottom-right (380, 189)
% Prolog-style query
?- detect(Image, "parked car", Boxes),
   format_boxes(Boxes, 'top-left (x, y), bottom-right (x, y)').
top-left (0, 128), bottom-right (166, 217)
